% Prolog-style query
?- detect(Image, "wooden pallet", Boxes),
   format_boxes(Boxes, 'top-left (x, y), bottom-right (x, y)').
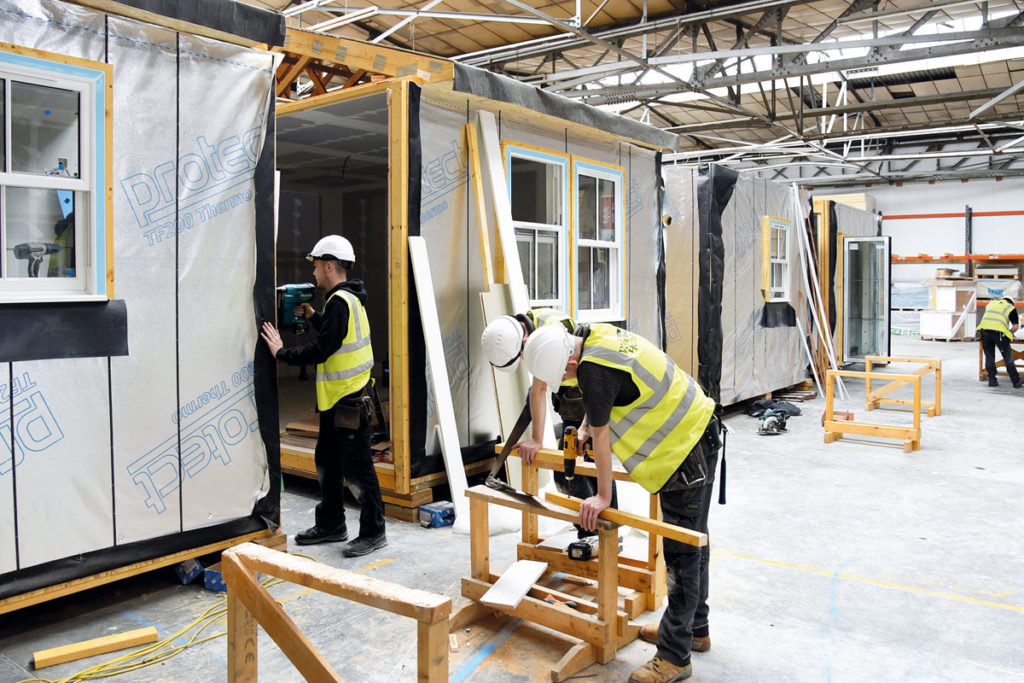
top-left (920, 336), bottom-right (970, 342)
top-left (0, 529), bottom-right (286, 616)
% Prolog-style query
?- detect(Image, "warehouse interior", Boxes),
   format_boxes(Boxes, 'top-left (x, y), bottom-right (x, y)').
top-left (1, 0), bottom-right (1022, 681)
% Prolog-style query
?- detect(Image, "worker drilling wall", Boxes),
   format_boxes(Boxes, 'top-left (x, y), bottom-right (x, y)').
top-left (0, 0), bottom-right (278, 597)
top-left (663, 165), bottom-right (808, 406)
top-left (416, 94), bottom-right (663, 465)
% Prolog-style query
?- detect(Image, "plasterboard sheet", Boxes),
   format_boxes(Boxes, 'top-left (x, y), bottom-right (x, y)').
top-left (623, 148), bottom-right (662, 344)
top-left (661, 165), bottom-right (698, 377)
top-left (108, 16), bottom-right (184, 544)
top-left (174, 32), bottom-right (273, 531)
top-left (11, 359), bottom-right (113, 569)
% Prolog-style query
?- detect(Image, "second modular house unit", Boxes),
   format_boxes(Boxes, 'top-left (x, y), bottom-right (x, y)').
top-left (272, 30), bottom-right (679, 511)
top-left (661, 164), bottom-right (811, 406)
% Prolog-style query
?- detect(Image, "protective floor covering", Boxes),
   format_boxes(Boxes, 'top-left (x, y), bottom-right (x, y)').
top-left (1, 336), bottom-right (1022, 681)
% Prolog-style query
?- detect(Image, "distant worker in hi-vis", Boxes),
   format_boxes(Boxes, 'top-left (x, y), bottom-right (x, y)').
top-left (977, 294), bottom-right (1023, 388)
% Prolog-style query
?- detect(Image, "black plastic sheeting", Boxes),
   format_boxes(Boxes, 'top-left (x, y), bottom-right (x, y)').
top-left (0, 300), bottom-right (128, 362)
top-left (407, 84), bottom-right (430, 476)
top-left (451, 64), bottom-right (678, 152)
top-left (251, 96), bottom-right (281, 528)
top-left (696, 165), bottom-right (736, 405)
top-left (826, 201), bottom-right (839, 334)
top-left (105, 0), bottom-right (286, 45)
top-left (0, 516), bottom-right (266, 601)
top-left (761, 301), bottom-right (797, 328)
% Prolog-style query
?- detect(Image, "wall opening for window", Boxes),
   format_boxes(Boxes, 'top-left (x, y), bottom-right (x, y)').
top-left (0, 46), bottom-right (111, 302)
top-left (762, 216), bottom-right (791, 302)
top-left (506, 145), bottom-right (568, 310)
top-left (574, 161), bottom-right (623, 322)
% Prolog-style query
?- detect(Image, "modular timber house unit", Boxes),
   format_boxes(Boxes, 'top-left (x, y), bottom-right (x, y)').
top-left (271, 29), bottom-right (680, 519)
top-left (0, 0), bottom-right (285, 612)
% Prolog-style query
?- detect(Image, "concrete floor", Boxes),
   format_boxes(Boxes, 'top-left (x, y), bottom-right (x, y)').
top-left (1, 335), bottom-right (1022, 682)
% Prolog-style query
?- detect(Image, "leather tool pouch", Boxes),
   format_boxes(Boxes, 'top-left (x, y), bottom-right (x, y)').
top-left (552, 386), bottom-right (586, 422)
top-left (333, 385), bottom-right (372, 431)
top-left (676, 443), bottom-right (709, 489)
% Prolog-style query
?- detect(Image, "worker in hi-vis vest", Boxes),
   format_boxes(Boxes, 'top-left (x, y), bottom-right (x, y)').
top-left (977, 294), bottom-right (1022, 388)
top-left (523, 323), bottom-right (723, 683)
top-left (481, 309), bottom-right (619, 536)
top-left (261, 234), bottom-right (386, 558)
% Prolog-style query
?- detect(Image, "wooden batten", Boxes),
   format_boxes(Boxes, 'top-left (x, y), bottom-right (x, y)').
top-left (388, 79), bottom-right (412, 495)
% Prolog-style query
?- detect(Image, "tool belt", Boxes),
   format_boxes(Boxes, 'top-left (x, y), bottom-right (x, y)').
top-left (658, 415), bottom-right (722, 492)
top-left (551, 385), bottom-right (586, 422)
top-left (332, 383), bottom-right (375, 430)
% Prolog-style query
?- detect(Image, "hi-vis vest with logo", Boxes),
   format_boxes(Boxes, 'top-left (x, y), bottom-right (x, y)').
top-left (316, 289), bottom-right (373, 411)
top-left (526, 308), bottom-right (579, 388)
top-left (580, 323), bottom-right (715, 493)
top-left (977, 298), bottom-right (1015, 340)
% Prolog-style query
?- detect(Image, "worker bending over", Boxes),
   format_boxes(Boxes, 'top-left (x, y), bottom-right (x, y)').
top-left (481, 309), bottom-right (618, 535)
top-left (261, 235), bottom-right (387, 558)
top-left (977, 294), bottom-right (1022, 388)
top-left (524, 323), bottom-right (721, 683)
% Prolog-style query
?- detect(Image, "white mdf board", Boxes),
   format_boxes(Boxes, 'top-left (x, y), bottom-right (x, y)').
top-left (480, 559), bottom-right (548, 609)
top-left (409, 236), bottom-right (469, 533)
top-left (476, 110), bottom-right (530, 314)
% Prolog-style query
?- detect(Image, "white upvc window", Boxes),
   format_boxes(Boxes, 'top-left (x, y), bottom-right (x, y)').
top-left (574, 161), bottom-right (624, 322)
top-left (762, 216), bottom-right (791, 302)
top-left (0, 47), bottom-right (110, 303)
top-left (506, 145), bottom-right (568, 309)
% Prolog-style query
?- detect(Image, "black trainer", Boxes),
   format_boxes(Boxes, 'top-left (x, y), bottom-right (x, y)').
top-left (1014, 379), bottom-right (1024, 388)
top-left (342, 532), bottom-right (387, 557)
top-left (294, 524), bottom-right (348, 545)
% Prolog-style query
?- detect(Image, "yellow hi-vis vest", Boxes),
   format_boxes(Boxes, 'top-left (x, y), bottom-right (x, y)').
top-left (525, 308), bottom-right (577, 334)
top-left (526, 308), bottom-right (580, 388)
top-left (580, 323), bottom-right (716, 493)
top-left (977, 298), bottom-right (1015, 340)
top-left (316, 289), bottom-right (373, 411)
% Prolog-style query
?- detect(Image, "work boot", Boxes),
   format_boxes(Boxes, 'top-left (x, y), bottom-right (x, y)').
top-left (628, 656), bottom-right (691, 683)
top-left (342, 532), bottom-right (387, 557)
top-left (638, 624), bottom-right (711, 652)
top-left (989, 380), bottom-right (999, 387)
top-left (1014, 379), bottom-right (1024, 389)
top-left (294, 524), bottom-right (348, 545)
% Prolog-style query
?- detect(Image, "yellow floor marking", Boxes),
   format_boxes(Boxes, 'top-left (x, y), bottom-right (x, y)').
top-left (715, 549), bottom-right (1022, 613)
top-left (357, 558), bottom-right (393, 573)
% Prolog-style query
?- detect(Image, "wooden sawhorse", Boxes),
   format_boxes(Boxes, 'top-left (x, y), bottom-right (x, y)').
top-left (450, 485), bottom-right (630, 681)
top-left (978, 339), bottom-right (1024, 381)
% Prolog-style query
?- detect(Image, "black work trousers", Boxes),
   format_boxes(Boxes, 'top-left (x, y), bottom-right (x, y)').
top-left (656, 440), bottom-right (718, 668)
top-left (314, 404), bottom-right (386, 539)
top-left (980, 329), bottom-right (1019, 385)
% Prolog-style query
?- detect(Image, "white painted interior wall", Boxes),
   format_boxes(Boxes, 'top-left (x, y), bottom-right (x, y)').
top-left (836, 177), bottom-right (1024, 283)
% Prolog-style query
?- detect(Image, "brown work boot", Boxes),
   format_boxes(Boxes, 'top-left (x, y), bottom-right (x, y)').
top-left (628, 656), bottom-right (691, 682)
top-left (637, 624), bottom-right (711, 652)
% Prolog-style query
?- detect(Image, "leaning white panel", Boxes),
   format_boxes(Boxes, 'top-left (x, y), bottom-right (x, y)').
top-left (13, 359), bottom-right (112, 569)
top-left (107, 17), bottom-right (183, 544)
top-left (175, 32), bottom-right (273, 530)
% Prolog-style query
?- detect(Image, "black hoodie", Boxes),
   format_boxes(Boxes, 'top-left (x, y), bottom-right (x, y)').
top-left (276, 278), bottom-right (371, 376)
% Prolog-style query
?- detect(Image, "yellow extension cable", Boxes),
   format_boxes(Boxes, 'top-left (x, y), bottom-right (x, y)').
top-left (18, 553), bottom-right (318, 683)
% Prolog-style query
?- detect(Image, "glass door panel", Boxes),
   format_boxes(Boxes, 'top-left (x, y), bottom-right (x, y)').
top-left (843, 236), bottom-right (891, 362)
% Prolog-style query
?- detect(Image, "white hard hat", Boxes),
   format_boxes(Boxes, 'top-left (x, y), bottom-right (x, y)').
top-left (481, 316), bottom-right (525, 372)
top-left (307, 234), bottom-right (355, 263)
top-left (523, 324), bottom-right (574, 388)
top-left (1004, 294), bottom-right (1016, 304)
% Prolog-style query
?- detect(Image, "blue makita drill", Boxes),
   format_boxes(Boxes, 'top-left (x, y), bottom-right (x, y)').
top-left (276, 283), bottom-right (316, 334)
